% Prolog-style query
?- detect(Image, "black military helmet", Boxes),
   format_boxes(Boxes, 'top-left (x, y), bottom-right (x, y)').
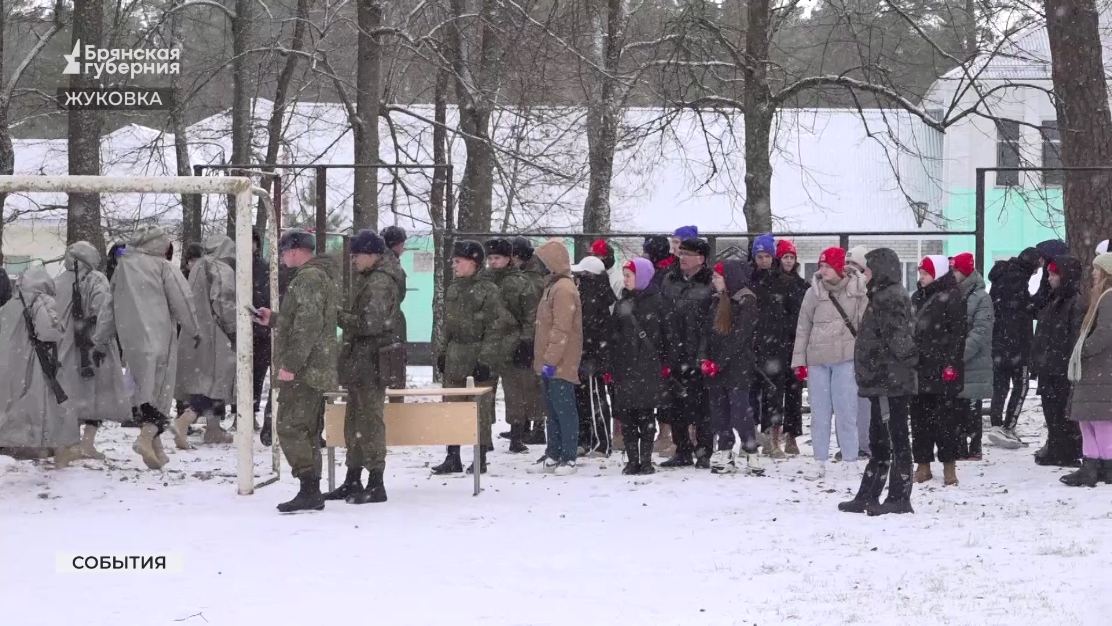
top-left (484, 237), bottom-right (513, 258)
top-left (278, 228), bottom-right (316, 253)
top-left (382, 225), bottom-right (407, 250)
top-left (453, 240), bottom-right (485, 265)
top-left (511, 236), bottom-right (534, 261)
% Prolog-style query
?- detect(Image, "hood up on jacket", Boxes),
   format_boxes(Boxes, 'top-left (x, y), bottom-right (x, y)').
top-left (1036, 239), bottom-right (1069, 263)
top-left (129, 224), bottom-right (172, 258)
top-left (204, 234), bottom-right (236, 264)
top-left (1052, 255), bottom-right (1084, 297)
top-left (16, 266), bottom-right (56, 298)
top-left (717, 259), bottom-right (751, 296)
top-left (536, 239), bottom-right (571, 277)
top-left (865, 248), bottom-right (902, 294)
top-left (64, 241), bottom-right (102, 273)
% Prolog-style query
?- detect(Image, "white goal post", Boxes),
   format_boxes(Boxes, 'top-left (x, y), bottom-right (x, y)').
top-left (0, 175), bottom-right (270, 496)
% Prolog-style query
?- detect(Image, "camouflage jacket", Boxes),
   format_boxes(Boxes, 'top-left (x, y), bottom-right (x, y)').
top-left (443, 272), bottom-right (516, 381)
top-left (338, 257), bottom-right (403, 387)
top-left (482, 266), bottom-right (540, 344)
top-left (382, 248), bottom-right (408, 345)
top-left (276, 255), bottom-right (340, 391)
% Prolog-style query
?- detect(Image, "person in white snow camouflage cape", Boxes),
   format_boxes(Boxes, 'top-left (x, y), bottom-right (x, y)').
top-left (174, 234), bottom-right (238, 449)
top-left (54, 242), bottom-right (131, 461)
top-left (111, 224), bottom-right (200, 470)
top-left (0, 267), bottom-right (72, 464)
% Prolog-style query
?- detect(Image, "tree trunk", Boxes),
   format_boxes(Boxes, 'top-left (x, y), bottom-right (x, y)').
top-left (67, 0), bottom-right (105, 253)
top-left (742, 0), bottom-right (774, 233)
top-left (1045, 0), bottom-right (1112, 262)
top-left (257, 0), bottom-right (312, 231)
top-left (229, 0), bottom-right (254, 236)
top-left (0, 0), bottom-right (8, 267)
top-left (582, 0), bottom-right (627, 239)
top-left (430, 66), bottom-right (450, 383)
top-left (352, 0), bottom-right (382, 231)
top-left (168, 1), bottom-right (200, 252)
top-left (456, 108), bottom-right (495, 231)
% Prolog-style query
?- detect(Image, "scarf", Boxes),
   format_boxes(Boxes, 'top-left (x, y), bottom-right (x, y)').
top-left (1068, 288), bottom-right (1112, 382)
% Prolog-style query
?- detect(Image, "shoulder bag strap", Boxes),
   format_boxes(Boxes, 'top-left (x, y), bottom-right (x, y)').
top-left (827, 293), bottom-right (857, 338)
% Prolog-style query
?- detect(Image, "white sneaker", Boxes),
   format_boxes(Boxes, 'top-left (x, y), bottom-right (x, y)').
top-left (745, 452), bottom-right (765, 476)
top-left (987, 426), bottom-right (1023, 450)
top-left (804, 461), bottom-right (827, 481)
top-left (554, 461), bottom-right (577, 476)
top-left (528, 457), bottom-right (559, 474)
top-left (710, 450), bottom-right (736, 474)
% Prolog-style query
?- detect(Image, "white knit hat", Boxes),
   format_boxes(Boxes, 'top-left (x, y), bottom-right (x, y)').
top-left (918, 254), bottom-right (950, 279)
top-left (1097, 240), bottom-right (1109, 255)
top-left (846, 245), bottom-right (870, 271)
top-left (1094, 252), bottom-right (1112, 276)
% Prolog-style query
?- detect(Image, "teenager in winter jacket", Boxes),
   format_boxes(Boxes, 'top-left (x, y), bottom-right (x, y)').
top-left (792, 248), bottom-right (868, 480)
top-left (605, 258), bottom-right (668, 475)
top-left (841, 248), bottom-right (918, 516)
top-left (909, 255), bottom-right (968, 487)
top-left (987, 247), bottom-right (1039, 450)
top-left (643, 234), bottom-right (679, 455)
top-left (589, 238), bottom-right (625, 299)
top-left (844, 244), bottom-right (873, 455)
top-left (1033, 239), bottom-right (1069, 311)
top-left (571, 254), bottom-right (616, 456)
top-left (1030, 256), bottom-right (1084, 467)
top-left (952, 253), bottom-right (995, 460)
top-left (1060, 254), bottom-right (1112, 486)
top-left (659, 237), bottom-right (716, 469)
top-left (700, 259), bottom-right (760, 474)
top-left (778, 239), bottom-right (809, 455)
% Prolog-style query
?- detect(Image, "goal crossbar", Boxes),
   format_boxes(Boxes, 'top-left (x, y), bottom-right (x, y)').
top-left (0, 175), bottom-right (264, 496)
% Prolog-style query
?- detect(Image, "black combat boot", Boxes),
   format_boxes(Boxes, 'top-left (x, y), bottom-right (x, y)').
top-left (323, 467), bottom-right (363, 501)
top-left (639, 424), bottom-right (656, 475)
top-left (660, 450), bottom-right (694, 468)
top-left (1060, 458), bottom-right (1101, 487)
top-left (523, 422), bottom-right (546, 445)
top-left (277, 477), bottom-right (325, 513)
top-left (349, 469), bottom-right (388, 504)
top-left (866, 462), bottom-right (914, 516)
top-left (839, 459), bottom-right (889, 513)
top-left (466, 449), bottom-right (488, 475)
top-left (431, 446), bottom-right (464, 475)
top-left (508, 424), bottom-right (529, 454)
top-left (259, 414), bottom-right (272, 447)
top-left (622, 424), bottom-right (641, 475)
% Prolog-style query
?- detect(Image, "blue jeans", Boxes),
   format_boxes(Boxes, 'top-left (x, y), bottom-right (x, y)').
top-left (543, 377), bottom-right (579, 463)
top-left (807, 360), bottom-right (860, 462)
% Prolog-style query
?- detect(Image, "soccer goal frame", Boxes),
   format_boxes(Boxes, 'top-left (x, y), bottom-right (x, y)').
top-left (0, 175), bottom-right (270, 496)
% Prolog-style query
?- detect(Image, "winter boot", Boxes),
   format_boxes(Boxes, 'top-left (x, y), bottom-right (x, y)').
top-left (1060, 458), bottom-right (1101, 487)
top-left (151, 435), bottom-right (170, 467)
top-left (203, 413), bottom-right (234, 444)
top-left (784, 434), bottom-right (800, 456)
top-left (277, 477), bottom-right (325, 513)
top-left (53, 445), bottom-right (82, 468)
top-left (639, 424), bottom-right (656, 475)
top-left (660, 449), bottom-right (694, 468)
top-left (524, 422), bottom-right (547, 445)
top-left (79, 423), bottom-right (106, 461)
top-left (839, 459), bottom-right (889, 513)
top-left (766, 427), bottom-right (786, 459)
top-left (324, 467), bottom-right (363, 501)
top-left (868, 460), bottom-right (914, 515)
top-left (260, 415), bottom-right (273, 446)
top-left (508, 424), bottom-right (529, 454)
top-left (654, 424), bottom-right (675, 456)
top-left (622, 426), bottom-right (641, 475)
top-left (943, 462), bottom-right (959, 486)
top-left (466, 448), bottom-right (488, 475)
top-left (695, 449), bottom-right (711, 470)
top-left (914, 463), bottom-right (933, 483)
top-left (1102, 460), bottom-right (1112, 485)
top-left (349, 469), bottom-right (388, 504)
top-left (431, 447), bottom-right (464, 475)
top-left (173, 408), bottom-right (197, 450)
top-left (133, 424), bottom-right (166, 470)
top-left (866, 498), bottom-right (915, 516)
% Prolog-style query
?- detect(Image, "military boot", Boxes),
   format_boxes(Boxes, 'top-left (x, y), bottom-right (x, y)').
top-left (133, 424), bottom-right (165, 470)
top-left (839, 459), bottom-right (889, 513)
top-left (524, 421), bottom-right (546, 445)
top-left (203, 413), bottom-right (234, 444)
top-left (259, 414), bottom-right (273, 447)
top-left (1060, 458), bottom-right (1101, 487)
top-left (151, 434), bottom-right (170, 467)
top-left (466, 449), bottom-right (488, 475)
top-left (324, 467), bottom-right (363, 501)
top-left (638, 424), bottom-right (657, 475)
top-left (508, 424), bottom-right (529, 454)
top-left (173, 407), bottom-right (197, 450)
top-left (867, 462), bottom-right (914, 516)
top-left (431, 446), bottom-right (464, 474)
top-left (622, 425), bottom-right (641, 475)
top-left (277, 477), bottom-right (325, 513)
top-left (784, 434), bottom-right (800, 456)
top-left (53, 445), bottom-right (82, 468)
top-left (349, 469), bottom-right (388, 504)
top-left (79, 423), bottom-right (106, 461)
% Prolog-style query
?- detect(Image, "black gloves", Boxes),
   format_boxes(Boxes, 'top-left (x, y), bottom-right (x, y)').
top-left (437, 354), bottom-right (446, 375)
top-left (512, 341), bottom-right (534, 368)
top-left (92, 348), bottom-right (107, 368)
top-left (472, 363), bottom-right (492, 382)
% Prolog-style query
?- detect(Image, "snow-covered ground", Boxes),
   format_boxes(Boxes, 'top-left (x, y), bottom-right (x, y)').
top-left (3, 369), bottom-right (1112, 625)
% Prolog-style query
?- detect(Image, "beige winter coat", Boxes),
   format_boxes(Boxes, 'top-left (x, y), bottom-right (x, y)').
top-left (533, 240), bottom-right (583, 384)
top-left (792, 272), bottom-right (868, 368)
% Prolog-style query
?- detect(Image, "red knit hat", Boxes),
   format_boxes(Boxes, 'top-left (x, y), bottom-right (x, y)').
top-left (919, 255), bottom-right (948, 279)
top-left (950, 252), bottom-right (975, 277)
top-left (623, 260), bottom-right (636, 273)
top-left (1048, 260), bottom-right (1059, 275)
top-left (714, 261), bottom-right (725, 276)
top-left (591, 239), bottom-right (610, 257)
top-left (818, 247), bottom-right (846, 276)
top-left (776, 239), bottom-right (797, 258)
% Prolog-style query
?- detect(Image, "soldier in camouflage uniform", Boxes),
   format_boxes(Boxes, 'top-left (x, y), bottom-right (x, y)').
top-left (431, 240), bottom-right (517, 475)
top-left (322, 229), bottom-right (401, 505)
top-left (512, 236), bottom-right (549, 444)
top-left (381, 226), bottom-right (409, 403)
top-left (255, 229), bottom-right (340, 513)
top-left (481, 238), bottom-right (542, 454)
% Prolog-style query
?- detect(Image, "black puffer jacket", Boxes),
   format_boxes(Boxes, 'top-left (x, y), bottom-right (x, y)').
top-left (988, 254), bottom-right (1036, 367)
top-left (699, 260), bottom-right (758, 389)
top-left (659, 265), bottom-right (716, 376)
top-left (750, 260), bottom-right (801, 377)
top-left (576, 269), bottom-right (616, 376)
top-left (854, 248), bottom-right (918, 397)
top-left (782, 269), bottom-right (809, 368)
top-left (1033, 239), bottom-right (1069, 311)
top-left (609, 284), bottom-right (668, 412)
top-left (911, 272), bottom-right (968, 395)
top-left (1031, 256), bottom-right (1084, 377)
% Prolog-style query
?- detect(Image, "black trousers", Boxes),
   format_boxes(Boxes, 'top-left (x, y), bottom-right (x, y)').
top-left (867, 396), bottom-right (913, 503)
top-left (751, 371), bottom-right (786, 432)
top-left (958, 399), bottom-right (984, 456)
top-left (1040, 375), bottom-right (1082, 463)
top-left (990, 362), bottom-right (1029, 429)
top-left (670, 375), bottom-right (712, 457)
top-left (783, 376), bottom-right (804, 437)
top-left (910, 394), bottom-right (961, 464)
top-left (619, 408), bottom-right (656, 460)
top-left (709, 385), bottom-right (755, 451)
top-left (575, 374), bottom-right (612, 455)
top-left (252, 335), bottom-right (272, 417)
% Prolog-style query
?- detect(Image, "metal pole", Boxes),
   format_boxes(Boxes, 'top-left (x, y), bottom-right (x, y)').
top-left (839, 234), bottom-right (850, 251)
top-left (975, 168), bottom-right (986, 274)
top-left (315, 167), bottom-right (328, 255)
top-left (235, 187), bottom-right (256, 496)
top-left (468, 376), bottom-right (480, 497)
top-left (269, 183), bottom-right (282, 477)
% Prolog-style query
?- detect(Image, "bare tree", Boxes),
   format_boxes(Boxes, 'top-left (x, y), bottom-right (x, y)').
top-left (66, 0), bottom-right (105, 252)
top-left (228, 0), bottom-right (254, 235)
top-left (352, 0), bottom-right (383, 230)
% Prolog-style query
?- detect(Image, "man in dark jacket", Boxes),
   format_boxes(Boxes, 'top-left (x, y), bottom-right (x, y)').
top-left (986, 247), bottom-right (1039, 449)
top-left (1031, 256), bottom-right (1084, 466)
top-left (841, 248), bottom-right (919, 516)
top-left (659, 237), bottom-right (716, 468)
top-left (571, 254), bottom-right (615, 456)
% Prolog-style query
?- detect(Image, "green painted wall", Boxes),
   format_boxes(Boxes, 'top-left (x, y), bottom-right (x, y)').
top-left (942, 188), bottom-right (1065, 266)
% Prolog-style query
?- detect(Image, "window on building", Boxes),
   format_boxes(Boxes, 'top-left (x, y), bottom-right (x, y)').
top-left (996, 120), bottom-right (1021, 187)
top-left (804, 262), bottom-right (819, 279)
top-left (1041, 120), bottom-right (1063, 186)
top-left (4, 255), bottom-right (30, 275)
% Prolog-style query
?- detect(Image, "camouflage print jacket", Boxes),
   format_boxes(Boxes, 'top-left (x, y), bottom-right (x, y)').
top-left (481, 266), bottom-right (540, 344)
top-left (338, 257), bottom-right (403, 388)
top-left (276, 255), bottom-right (340, 391)
top-left (442, 272), bottom-right (517, 381)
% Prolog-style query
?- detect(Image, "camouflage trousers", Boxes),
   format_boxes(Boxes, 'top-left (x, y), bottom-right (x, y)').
top-left (344, 385), bottom-right (387, 472)
top-left (501, 366), bottom-right (543, 426)
top-left (276, 382), bottom-right (325, 480)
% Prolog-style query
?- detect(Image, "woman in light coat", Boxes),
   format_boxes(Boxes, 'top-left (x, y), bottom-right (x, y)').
top-left (792, 247), bottom-right (868, 480)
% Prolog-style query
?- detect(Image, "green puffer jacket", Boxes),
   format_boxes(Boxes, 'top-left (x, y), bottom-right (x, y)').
top-left (958, 271), bottom-right (995, 399)
top-left (338, 257), bottom-right (403, 387)
top-left (443, 272), bottom-right (516, 381)
top-left (482, 266), bottom-right (540, 343)
top-left (276, 255), bottom-right (340, 391)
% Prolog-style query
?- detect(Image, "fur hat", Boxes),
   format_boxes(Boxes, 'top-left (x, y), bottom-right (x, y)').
top-left (511, 236), bottom-right (534, 261)
top-left (382, 226), bottom-right (407, 250)
top-left (484, 237), bottom-right (514, 258)
top-left (452, 240), bottom-right (485, 265)
top-left (278, 228), bottom-right (316, 253)
top-left (351, 229), bottom-right (386, 255)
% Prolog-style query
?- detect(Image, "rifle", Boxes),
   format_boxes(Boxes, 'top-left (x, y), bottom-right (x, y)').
top-left (19, 290), bottom-right (68, 404)
top-left (71, 261), bottom-right (96, 378)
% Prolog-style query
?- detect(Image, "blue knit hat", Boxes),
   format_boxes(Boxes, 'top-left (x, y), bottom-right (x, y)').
top-left (752, 233), bottom-right (776, 257)
top-left (673, 225), bottom-right (699, 240)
